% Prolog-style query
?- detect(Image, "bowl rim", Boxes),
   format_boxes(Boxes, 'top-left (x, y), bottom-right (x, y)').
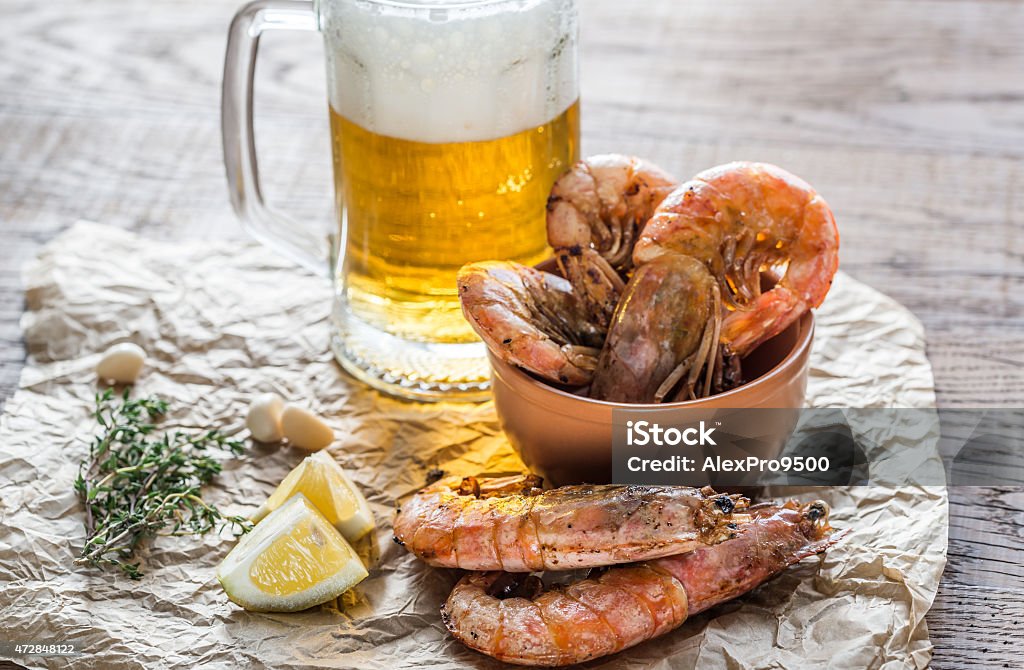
top-left (489, 311), bottom-right (815, 410)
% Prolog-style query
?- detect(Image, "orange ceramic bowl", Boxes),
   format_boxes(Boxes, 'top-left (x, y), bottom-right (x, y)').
top-left (489, 311), bottom-right (815, 487)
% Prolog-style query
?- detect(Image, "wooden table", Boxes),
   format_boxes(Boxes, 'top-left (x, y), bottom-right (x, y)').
top-left (1, 0), bottom-right (1021, 666)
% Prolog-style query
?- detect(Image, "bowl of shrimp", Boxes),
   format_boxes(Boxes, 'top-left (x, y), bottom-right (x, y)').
top-left (486, 310), bottom-right (814, 486)
top-left (458, 157), bottom-right (837, 486)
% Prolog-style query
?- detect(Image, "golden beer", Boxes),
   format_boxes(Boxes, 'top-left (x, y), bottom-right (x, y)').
top-left (331, 101), bottom-right (580, 344)
top-left (318, 0), bottom-right (579, 399)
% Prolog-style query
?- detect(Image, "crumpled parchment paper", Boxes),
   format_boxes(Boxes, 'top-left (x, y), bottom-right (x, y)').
top-left (0, 222), bottom-right (947, 669)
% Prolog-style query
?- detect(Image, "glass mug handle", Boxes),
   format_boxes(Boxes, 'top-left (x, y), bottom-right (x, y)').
top-left (222, 0), bottom-right (325, 275)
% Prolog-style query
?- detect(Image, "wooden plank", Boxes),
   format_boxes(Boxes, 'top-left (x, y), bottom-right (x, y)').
top-left (929, 583), bottom-right (1024, 669)
top-left (946, 488), bottom-right (1024, 586)
top-left (579, 0), bottom-right (1024, 158)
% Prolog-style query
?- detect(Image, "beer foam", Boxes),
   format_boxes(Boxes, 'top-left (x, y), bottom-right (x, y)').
top-left (321, 0), bottom-right (578, 144)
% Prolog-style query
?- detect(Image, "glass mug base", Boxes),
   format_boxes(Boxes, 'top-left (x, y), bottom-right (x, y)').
top-left (331, 302), bottom-right (492, 403)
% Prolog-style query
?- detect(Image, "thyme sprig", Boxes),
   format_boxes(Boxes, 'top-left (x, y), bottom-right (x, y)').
top-left (73, 389), bottom-right (251, 579)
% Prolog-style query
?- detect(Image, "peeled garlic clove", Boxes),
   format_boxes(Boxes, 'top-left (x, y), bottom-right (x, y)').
top-left (281, 405), bottom-right (334, 452)
top-left (96, 343), bottom-right (147, 383)
top-left (246, 393), bottom-right (285, 443)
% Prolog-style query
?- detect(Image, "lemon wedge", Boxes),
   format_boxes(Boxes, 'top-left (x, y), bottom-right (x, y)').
top-left (217, 494), bottom-right (368, 612)
top-left (253, 451), bottom-right (375, 542)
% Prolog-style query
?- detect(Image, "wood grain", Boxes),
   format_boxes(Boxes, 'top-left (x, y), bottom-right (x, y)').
top-left (1, 0), bottom-right (1022, 667)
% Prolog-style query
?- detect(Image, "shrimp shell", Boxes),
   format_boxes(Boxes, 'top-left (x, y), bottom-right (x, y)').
top-left (458, 261), bottom-right (605, 387)
top-left (547, 155), bottom-right (678, 328)
top-left (635, 162), bottom-right (839, 357)
top-left (590, 253), bottom-right (722, 403)
top-left (442, 500), bottom-right (843, 667)
top-left (393, 475), bottom-right (750, 572)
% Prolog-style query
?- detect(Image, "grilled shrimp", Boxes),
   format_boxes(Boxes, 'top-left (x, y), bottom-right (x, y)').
top-left (547, 155), bottom-right (678, 328)
top-left (634, 162), bottom-right (839, 356)
top-left (393, 474), bottom-right (750, 571)
top-left (590, 254), bottom-right (724, 404)
top-left (443, 500), bottom-right (842, 667)
top-left (458, 261), bottom-right (605, 387)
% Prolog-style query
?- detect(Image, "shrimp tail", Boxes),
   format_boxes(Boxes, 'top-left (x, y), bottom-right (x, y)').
top-left (721, 286), bottom-right (806, 357)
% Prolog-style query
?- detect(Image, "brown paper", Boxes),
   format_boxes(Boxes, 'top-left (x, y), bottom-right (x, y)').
top-left (0, 222), bottom-right (946, 669)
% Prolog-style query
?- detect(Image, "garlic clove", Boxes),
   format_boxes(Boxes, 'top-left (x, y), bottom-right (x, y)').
top-left (246, 393), bottom-right (285, 443)
top-left (281, 405), bottom-right (334, 452)
top-left (96, 343), bottom-right (147, 383)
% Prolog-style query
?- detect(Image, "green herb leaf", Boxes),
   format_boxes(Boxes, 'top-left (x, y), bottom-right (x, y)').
top-left (75, 391), bottom-right (252, 579)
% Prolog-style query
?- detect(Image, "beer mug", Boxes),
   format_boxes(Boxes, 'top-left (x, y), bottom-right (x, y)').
top-left (223, 0), bottom-right (580, 401)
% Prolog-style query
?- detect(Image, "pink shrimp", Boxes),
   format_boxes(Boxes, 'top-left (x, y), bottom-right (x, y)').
top-left (589, 253), bottom-right (726, 403)
top-left (393, 474), bottom-right (750, 571)
top-left (634, 162), bottom-right (839, 356)
top-left (547, 155), bottom-right (678, 328)
top-left (458, 261), bottom-right (605, 387)
top-left (442, 500), bottom-right (842, 667)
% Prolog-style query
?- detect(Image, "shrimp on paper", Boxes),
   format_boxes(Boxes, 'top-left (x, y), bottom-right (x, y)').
top-left (442, 500), bottom-right (843, 667)
top-left (635, 162), bottom-right (839, 356)
top-left (393, 474), bottom-right (750, 572)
